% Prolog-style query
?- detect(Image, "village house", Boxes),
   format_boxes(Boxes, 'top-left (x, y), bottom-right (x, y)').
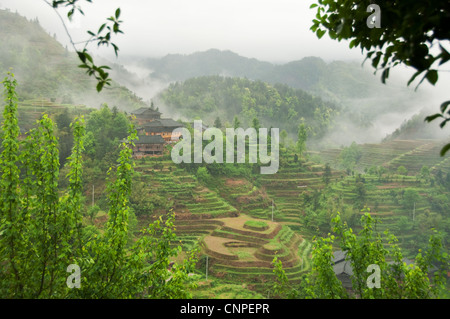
top-left (131, 107), bottom-right (162, 125)
top-left (332, 250), bottom-right (354, 291)
top-left (138, 118), bottom-right (185, 142)
top-left (130, 107), bottom-right (185, 158)
top-left (331, 250), bottom-right (434, 296)
top-left (131, 135), bottom-right (165, 158)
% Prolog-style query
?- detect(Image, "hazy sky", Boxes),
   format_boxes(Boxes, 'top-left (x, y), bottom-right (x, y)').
top-left (0, 0), bottom-right (366, 63)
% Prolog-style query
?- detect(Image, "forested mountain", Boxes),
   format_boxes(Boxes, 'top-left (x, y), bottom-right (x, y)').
top-left (0, 9), bottom-right (146, 111)
top-left (384, 110), bottom-right (450, 142)
top-left (1, 8), bottom-right (436, 146)
top-left (0, 5), bottom-right (449, 300)
top-left (157, 75), bottom-right (338, 143)
top-left (139, 48), bottom-right (411, 102)
top-left (134, 49), bottom-right (434, 146)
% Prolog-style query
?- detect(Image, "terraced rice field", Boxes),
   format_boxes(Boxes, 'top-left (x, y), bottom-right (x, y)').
top-left (329, 173), bottom-right (449, 257)
top-left (386, 141), bottom-right (450, 174)
top-left (259, 160), bottom-right (341, 233)
top-left (135, 161), bottom-right (238, 219)
top-left (203, 214), bottom-right (312, 288)
top-left (132, 158), bottom-right (315, 292)
top-left (319, 139), bottom-right (448, 174)
top-left (132, 139), bottom-right (450, 291)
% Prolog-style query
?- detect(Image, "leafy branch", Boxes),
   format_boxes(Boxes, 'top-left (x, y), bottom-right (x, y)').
top-left (43, 0), bottom-right (123, 92)
top-left (310, 0), bottom-right (450, 155)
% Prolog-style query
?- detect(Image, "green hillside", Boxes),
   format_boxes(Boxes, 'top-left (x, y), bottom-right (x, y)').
top-left (157, 75), bottom-right (339, 142)
top-left (0, 9), bottom-right (146, 111)
top-left (141, 49), bottom-right (389, 101)
top-left (1, 7), bottom-right (448, 299)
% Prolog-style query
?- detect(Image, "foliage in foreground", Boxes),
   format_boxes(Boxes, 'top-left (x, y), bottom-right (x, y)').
top-left (310, 0), bottom-right (450, 155)
top-left (272, 211), bottom-right (449, 299)
top-left (0, 73), bottom-right (198, 298)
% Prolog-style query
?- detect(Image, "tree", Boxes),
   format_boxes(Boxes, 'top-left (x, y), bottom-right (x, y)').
top-left (232, 115), bottom-right (241, 129)
top-left (339, 142), bottom-right (362, 171)
top-left (0, 73), bottom-right (23, 296)
top-left (0, 74), bottom-right (198, 298)
top-left (397, 166), bottom-right (408, 176)
top-left (214, 116), bottom-right (222, 129)
top-left (323, 163), bottom-right (332, 186)
top-left (420, 165), bottom-right (431, 183)
top-left (402, 188), bottom-right (420, 211)
top-left (310, 0), bottom-right (450, 155)
top-left (353, 180), bottom-right (366, 209)
top-left (377, 166), bottom-right (386, 181)
top-left (272, 211), bottom-right (450, 299)
top-left (44, 0), bottom-right (124, 92)
top-left (280, 129), bottom-right (288, 146)
top-left (196, 166), bottom-right (211, 185)
top-left (251, 117), bottom-right (260, 131)
top-left (56, 108), bottom-right (74, 167)
top-left (397, 216), bottom-right (413, 233)
top-left (296, 122), bottom-right (308, 158)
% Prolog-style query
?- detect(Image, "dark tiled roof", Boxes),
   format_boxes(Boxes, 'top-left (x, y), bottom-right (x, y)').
top-left (134, 135), bottom-right (165, 144)
top-left (332, 250), bottom-right (347, 264)
top-left (131, 107), bottom-right (162, 115)
top-left (143, 119), bottom-right (184, 128)
top-left (333, 260), bottom-right (354, 276)
top-left (332, 250), bottom-right (353, 276)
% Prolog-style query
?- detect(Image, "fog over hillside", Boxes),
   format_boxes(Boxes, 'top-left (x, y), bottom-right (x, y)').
top-left (1, 0), bottom-right (448, 146)
top-left (105, 50), bottom-right (448, 147)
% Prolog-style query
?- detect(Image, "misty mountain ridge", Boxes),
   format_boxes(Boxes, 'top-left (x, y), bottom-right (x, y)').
top-left (0, 9), bottom-right (147, 112)
top-left (0, 8), bottom-right (445, 147)
top-left (127, 48), bottom-right (405, 102)
top-left (116, 49), bottom-right (443, 146)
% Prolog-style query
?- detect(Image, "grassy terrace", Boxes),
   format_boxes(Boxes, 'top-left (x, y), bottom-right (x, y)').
top-left (132, 139), bottom-right (449, 294)
top-left (387, 141), bottom-right (450, 174)
top-left (202, 214), bottom-right (311, 291)
top-left (329, 172), bottom-right (449, 257)
top-left (259, 159), bottom-right (342, 232)
top-left (318, 139), bottom-right (445, 173)
top-left (15, 98), bottom-right (91, 132)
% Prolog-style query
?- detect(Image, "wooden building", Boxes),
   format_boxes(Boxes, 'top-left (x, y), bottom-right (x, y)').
top-left (332, 250), bottom-right (354, 291)
top-left (131, 107), bottom-right (162, 125)
top-left (132, 135), bottom-right (165, 158)
top-left (130, 107), bottom-right (185, 157)
top-left (138, 118), bottom-right (185, 142)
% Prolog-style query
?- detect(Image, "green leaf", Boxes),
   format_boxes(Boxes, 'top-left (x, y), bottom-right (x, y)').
top-left (310, 4), bottom-right (318, 9)
top-left (84, 52), bottom-right (93, 63)
top-left (439, 119), bottom-right (449, 128)
top-left (317, 29), bottom-right (326, 39)
top-left (440, 143), bottom-right (450, 157)
top-left (98, 23), bottom-right (106, 34)
top-left (426, 70), bottom-right (438, 85)
top-left (424, 113), bottom-right (442, 122)
top-left (440, 100), bottom-right (450, 113)
top-left (96, 82), bottom-right (104, 92)
top-left (407, 70), bottom-right (425, 87)
top-left (68, 8), bottom-right (74, 19)
top-left (381, 68), bottom-right (390, 84)
top-left (115, 8), bottom-right (121, 19)
top-left (77, 51), bottom-right (86, 63)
